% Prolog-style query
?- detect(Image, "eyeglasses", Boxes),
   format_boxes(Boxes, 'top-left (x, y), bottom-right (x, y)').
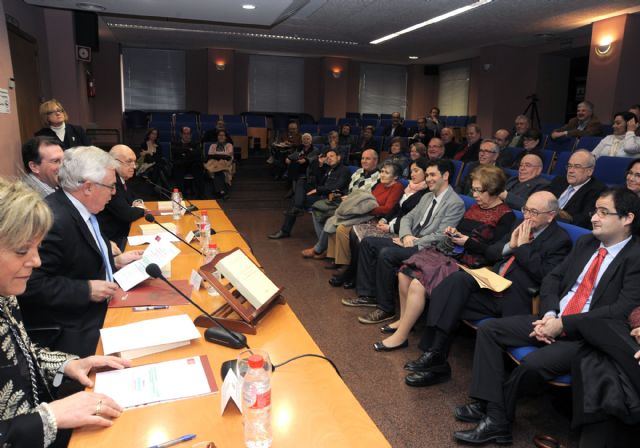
top-left (94, 181), bottom-right (117, 191)
top-left (479, 149), bottom-right (497, 154)
top-left (46, 108), bottom-right (64, 115)
top-left (519, 163), bottom-right (541, 169)
top-left (589, 208), bottom-right (624, 218)
top-left (470, 187), bottom-right (487, 193)
top-left (116, 159), bottom-right (136, 166)
top-left (626, 171), bottom-right (640, 180)
top-left (522, 206), bottom-right (554, 217)
top-left (566, 163), bottom-right (593, 170)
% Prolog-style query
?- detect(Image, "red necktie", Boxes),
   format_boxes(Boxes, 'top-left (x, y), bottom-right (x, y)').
top-left (499, 234), bottom-right (534, 276)
top-left (561, 248), bottom-right (608, 316)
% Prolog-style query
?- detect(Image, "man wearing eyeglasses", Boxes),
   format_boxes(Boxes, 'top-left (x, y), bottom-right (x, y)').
top-left (19, 146), bottom-right (143, 358)
top-left (97, 145), bottom-right (146, 251)
top-left (499, 154), bottom-right (549, 209)
top-left (454, 188), bottom-right (640, 445)
top-left (405, 191), bottom-right (571, 388)
top-left (457, 140), bottom-right (503, 195)
top-left (545, 149), bottom-right (606, 228)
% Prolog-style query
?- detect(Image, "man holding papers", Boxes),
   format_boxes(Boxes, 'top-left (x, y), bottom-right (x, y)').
top-left (404, 192), bottom-right (571, 387)
top-left (19, 146), bottom-right (143, 358)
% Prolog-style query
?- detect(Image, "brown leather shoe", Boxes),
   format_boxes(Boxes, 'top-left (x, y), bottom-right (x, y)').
top-left (313, 250), bottom-right (327, 259)
top-left (301, 247), bottom-right (316, 258)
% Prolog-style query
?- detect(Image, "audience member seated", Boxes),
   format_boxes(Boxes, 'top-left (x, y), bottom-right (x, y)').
top-left (21, 136), bottom-right (64, 198)
top-left (35, 99), bottom-right (90, 149)
top-left (509, 115), bottom-right (530, 148)
top-left (338, 123), bottom-right (356, 151)
top-left (341, 159), bottom-right (465, 325)
top-left (377, 166), bottom-right (515, 352)
top-left (453, 188), bottom-right (640, 446)
top-left (386, 137), bottom-right (410, 171)
top-left (441, 127), bottom-right (461, 158)
top-left (18, 146), bottom-right (143, 358)
top-left (453, 124), bottom-right (482, 163)
top-left (329, 158), bottom-right (429, 289)
top-left (137, 128), bottom-right (171, 192)
top-left (551, 100), bottom-right (603, 140)
top-left (510, 128), bottom-right (544, 168)
top-left (323, 130), bottom-right (350, 160)
top-left (405, 191), bottom-right (570, 386)
top-left (629, 105), bottom-right (640, 137)
top-left (203, 129), bottom-right (234, 200)
top-left (545, 149), bottom-right (605, 228)
top-left (626, 159), bottom-right (640, 197)
top-left (171, 126), bottom-right (203, 196)
top-left (202, 119), bottom-right (233, 145)
top-left (306, 161), bottom-right (404, 261)
top-left (269, 120), bottom-right (301, 180)
top-left (426, 138), bottom-right (445, 161)
top-left (0, 177), bottom-right (130, 448)
top-left (493, 129), bottom-right (514, 168)
top-left (383, 112), bottom-right (407, 137)
top-left (352, 125), bottom-right (377, 163)
top-left (568, 312), bottom-right (640, 448)
top-left (404, 142), bottom-right (427, 177)
top-left (97, 145), bottom-right (145, 251)
top-left (457, 140), bottom-right (502, 195)
top-left (425, 107), bottom-right (444, 137)
top-left (499, 154), bottom-right (549, 209)
top-left (267, 148), bottom-right (350, 239)
top-left (284, 132), bottom-right (319, 196)
top-left (591, 111), bottom-right (640, 158)
top-left (408, 116), bottom-right (435, 144)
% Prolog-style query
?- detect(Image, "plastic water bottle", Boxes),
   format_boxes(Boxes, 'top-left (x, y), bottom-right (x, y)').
top-left (242, 354), bottom-right (272, 448)
top-left (205, 243), bottom-right (220, 296)
top-left (199, 211), bottom-right (211, 253)
top-left (171, 188), bottom-right (182, 220)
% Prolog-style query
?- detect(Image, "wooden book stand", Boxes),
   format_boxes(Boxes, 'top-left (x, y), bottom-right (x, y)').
top-left (195, 247), bottom-right (285, 335)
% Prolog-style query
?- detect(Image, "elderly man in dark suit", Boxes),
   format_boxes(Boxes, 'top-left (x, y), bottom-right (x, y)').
top-left (551, 100), bottom-right (603, 139)
top-left (343, 159), bottom-right (465, 324)
top-left (383, 112), bottom-right (407, 137)
top-left (545, 149), bottom-right (606, 228)
top-left (405, 191), bottom-right (572, 387)
top-left (499, 153), bottom-right (549, 210)
top-left (19, 146), bottom-right (143, 358)
top-left (97, 145), bottom-right (145, 251)
top-left (453, 188), bottom-right (640, 445)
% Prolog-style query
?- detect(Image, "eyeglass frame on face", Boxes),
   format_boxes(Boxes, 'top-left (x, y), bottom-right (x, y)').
top-left (470, 187), bottom-right (487, 194)
top-left (519, 162), bottom-right (541, 169)
top-left (79, 180), bottom-right (116, 191)
top-left (566, 163), bottom-right (593, 170)
top-left (46, 108), bottom-right (64, 115)
top-left (521, 206), bottom-right (554, 217)
top-left (626, 170), bottom-right (640, 181)
top-left (589, 207), bottom-right (626, 218)
top-left (116, 158), bottom-right (136, 167)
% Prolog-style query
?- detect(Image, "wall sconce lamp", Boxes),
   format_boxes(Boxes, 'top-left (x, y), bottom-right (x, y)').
top-left (215, 60), bottom-right (226, 71)
top-left (595, 37), bottom-right (612, 56)
top-left (331, 68), bottom-right (342, 79)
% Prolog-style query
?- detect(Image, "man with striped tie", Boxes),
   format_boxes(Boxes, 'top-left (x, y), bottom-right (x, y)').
top-left (18, 146), bottom-right (143, 358)
top-left (453, 187), bottom-right (640, 445)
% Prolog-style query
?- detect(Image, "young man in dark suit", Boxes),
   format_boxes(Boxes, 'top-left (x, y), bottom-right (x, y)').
top-left (404, 191), bottom-right (572, 387)
top-left (18, 146), bottom-right (143, 358)
top-left (453, 187), bottom-right (640, 445)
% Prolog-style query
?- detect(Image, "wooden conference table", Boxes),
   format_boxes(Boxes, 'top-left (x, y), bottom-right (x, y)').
top-left (69, 200), bottom-right (390, 448)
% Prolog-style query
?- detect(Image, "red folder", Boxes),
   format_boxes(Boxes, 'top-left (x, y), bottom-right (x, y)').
top-left (109, 279), bottom-right (191, 308)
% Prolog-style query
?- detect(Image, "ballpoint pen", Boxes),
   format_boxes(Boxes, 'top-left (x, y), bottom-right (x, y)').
top-left (149, 433), bottom-right (196, 448)
top-left (132, 305), bottom-right (169, 311)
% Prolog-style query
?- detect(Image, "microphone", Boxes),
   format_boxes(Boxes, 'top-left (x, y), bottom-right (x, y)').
top-left (143, 177), bottom-right (199, 213)
top-left (144, 214), bottom-right (203, 255)
top-left (145, 263), bottom-right (248, 349)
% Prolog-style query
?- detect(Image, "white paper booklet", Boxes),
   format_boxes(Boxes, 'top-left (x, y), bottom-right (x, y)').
top-left (100, 314), bottom-right (200, 359)
top-left (114, 237), bottom-right (181, 291)
top-left (215, 250), bottom-right (279, 308)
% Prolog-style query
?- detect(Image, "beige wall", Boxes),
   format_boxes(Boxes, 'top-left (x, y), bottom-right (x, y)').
top-left (206, 48), bottom-right (235, 115)
top-left (303, 57), bottom-right (322, 120)
top-left (322, 57), bottom-right (349, 118)
top-left (406, 65), bottom-right (438, 119)
top-left (185, 49), bottom-right (208, 113)
top-left (90, 38), bottom-right (122, 132)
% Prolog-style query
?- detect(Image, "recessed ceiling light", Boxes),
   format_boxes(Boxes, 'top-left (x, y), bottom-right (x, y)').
top-left (409, 56), bottom-right (419, 60)
top-left (242, 4), bottom-right (256, 10)
top-left (76, 2), bottom-right (106, 11)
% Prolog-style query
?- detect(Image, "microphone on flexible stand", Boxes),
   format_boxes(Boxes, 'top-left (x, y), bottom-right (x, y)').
top-left (142, 177), bottom-right (199, 213)
top-left (145, 263), bottom-right (248, 350)
top-left (144, 214), bottom-right (203, 255)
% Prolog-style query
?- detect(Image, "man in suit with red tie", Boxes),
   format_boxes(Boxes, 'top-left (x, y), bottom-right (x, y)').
top-left (453, 187), bottom-right (640, 445)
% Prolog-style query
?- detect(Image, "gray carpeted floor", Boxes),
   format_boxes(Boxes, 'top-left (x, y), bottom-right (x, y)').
top-left (219, 157), bottom-right (579, 447)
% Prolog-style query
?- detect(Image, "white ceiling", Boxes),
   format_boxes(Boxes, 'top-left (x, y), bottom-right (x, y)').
top-left (25, 0), bottom-right (640, 64)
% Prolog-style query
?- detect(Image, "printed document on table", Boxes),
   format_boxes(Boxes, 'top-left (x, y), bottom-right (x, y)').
top-left (114, 238), bottom-right (181, 291)
top-left (94, 355), bottom-right (217, 409)
top-left (128, 233), bottom-right (179, 246)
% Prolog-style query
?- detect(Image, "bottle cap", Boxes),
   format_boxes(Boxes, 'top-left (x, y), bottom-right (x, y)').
top-left (201, 210), bottom-right (208, 216)
top-left (208, 243), bottom-right (217, 249)
top-left (247, 354), bottom-right (264, 369)
top-left (173, 188), bottom-right (179, 192)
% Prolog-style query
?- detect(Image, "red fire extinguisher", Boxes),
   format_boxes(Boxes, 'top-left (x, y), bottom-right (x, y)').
top-left (86, 70), bottom-right (96, 98)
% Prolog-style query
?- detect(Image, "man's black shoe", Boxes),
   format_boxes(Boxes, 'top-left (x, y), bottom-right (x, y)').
top-left (343, 280), bottom-right (355, 289)
top-left (268, 230), bottom-right (290, 239)
top-left (404, 350), bottom-right (447, 372)
top-left (453, 415), bottom-right (512, 445)
top-left (454, 401), bottom-right (487, 423)
top-left (328, 277), bottom-right (345, 287)
top-left (404, 363), bottom-right (451, 387)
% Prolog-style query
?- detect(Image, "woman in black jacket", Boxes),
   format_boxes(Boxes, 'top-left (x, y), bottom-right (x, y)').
top-left (34, 99), bottom-right (90, 149)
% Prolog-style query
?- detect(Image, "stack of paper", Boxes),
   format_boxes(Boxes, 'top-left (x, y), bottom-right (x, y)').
top-left (100, 314), bottom-right (201, 359)
top-left (158, 201), bottom-right (186, 212)
top-left (140, 222), bottom-right (177, 236)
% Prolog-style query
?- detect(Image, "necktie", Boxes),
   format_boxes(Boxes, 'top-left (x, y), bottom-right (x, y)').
top-left (499, 233), bottom-right (534, 276)
top-left (561, 248), bottom-right (608, 316)
top-left (89, 215), bottom-right (114, 282)
top-left (558, 186), bottom-right (575, 209)
top-left (419, 199), bottom-right (438, 228)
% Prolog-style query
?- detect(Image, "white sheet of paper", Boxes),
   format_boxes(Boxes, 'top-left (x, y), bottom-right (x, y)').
top-left (220, 368), bottom-right (243, 415)
top-left (127, 233), bottom-right (179, 246)
top-left (189, 269), bottom-right (202, 291)
top-left (114, 238), bottom-right (181, 291)
top-left (157, 201), bottom-right (186, 211)
top-left (185, 230), bottom-right (195, 244)
top-left (95, 355), bottom-right (215, 409)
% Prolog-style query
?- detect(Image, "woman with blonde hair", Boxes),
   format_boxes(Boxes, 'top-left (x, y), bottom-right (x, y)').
top-left (0, 178), bottom-right (129, 447)
top-left (35, 99), bottom-right (90, 149)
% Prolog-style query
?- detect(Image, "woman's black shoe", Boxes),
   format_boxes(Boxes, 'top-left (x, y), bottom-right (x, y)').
top-left (380, 324), bottom-right (397, 334)
top-left (343, 280), bottom-right (355, 289)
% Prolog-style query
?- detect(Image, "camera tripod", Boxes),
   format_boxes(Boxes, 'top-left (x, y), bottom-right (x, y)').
top-left (523, 94), bottom-right (541, 130)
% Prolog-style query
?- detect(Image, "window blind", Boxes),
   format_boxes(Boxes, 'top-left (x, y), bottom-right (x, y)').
top-left (359, 63), bottom-right (407, 116)
top-left (438, 61), bottom-right (470, 116)
top-left (248, 54), bottom-right (304, 112)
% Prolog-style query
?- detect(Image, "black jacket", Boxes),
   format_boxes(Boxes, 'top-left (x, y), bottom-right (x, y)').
top-left (545, 176), bottom-right (606, 228)
top-left (35, 123), bottom-right (90, 149)
top-left (97, 177), bottom-right (145, 251)
top-left (385, 188), bottom-right (429, 234)
top-left (316, 163), bottom-right (352, 196)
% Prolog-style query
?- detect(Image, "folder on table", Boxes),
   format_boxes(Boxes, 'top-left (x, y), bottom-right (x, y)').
top-left (109, 279), bottom-right (191, 308)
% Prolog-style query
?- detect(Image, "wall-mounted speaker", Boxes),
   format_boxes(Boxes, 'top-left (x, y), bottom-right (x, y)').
top-left (423, 65), bottom-right (439, 76)
top-left (74, 11), bottom-right (99, 52)
top-left (76, 45), bottom-right (92, 62)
